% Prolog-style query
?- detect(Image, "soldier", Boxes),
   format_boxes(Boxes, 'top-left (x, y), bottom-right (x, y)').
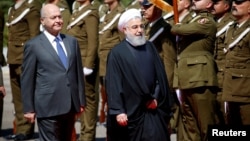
top-left (66, 0), bottom-right (99, 141)
top-left (5, 0), bottom-right (41, 140)
top-left (0, 9), bottom-right (7, 137)
top-left (222, 0), bottom-right (250, 125)
top-left (171, 0), bottom-right (218, 140)
top-left (140, 0), bottom-right (176, 133)
top-left (98, 0), bottom-right (125, 126)
top-left (166, 0), bottom-right (196, 139)
top-left (211, 0), bottom-right (235, 125)
top-left (72, 0), bottom-right (108, 23)
top-left (43, 0), bottom-right (71, 34)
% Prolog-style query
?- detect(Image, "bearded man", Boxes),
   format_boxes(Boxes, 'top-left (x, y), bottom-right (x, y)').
top-left (105, 8), bottom-right (173, 141)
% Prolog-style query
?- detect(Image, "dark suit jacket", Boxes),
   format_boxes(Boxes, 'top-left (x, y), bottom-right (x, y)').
top-left (21, 33), bottom-right (85, 118)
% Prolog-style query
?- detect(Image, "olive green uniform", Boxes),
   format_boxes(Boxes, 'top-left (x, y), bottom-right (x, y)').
top-left (166, 12), bottom-right (195, 139)
top-left (6, 0), bottom-right (41, 135)
top-left (222, 19), bottom-right (250, 125)
top-left (98, 5), bottom-right (125, 77)
top-left (171, 11), bottom-right (218, 141)
top-left (66, 4), bottom-right (99, 141)
top-left (213, 13), bottom-right (235, 124)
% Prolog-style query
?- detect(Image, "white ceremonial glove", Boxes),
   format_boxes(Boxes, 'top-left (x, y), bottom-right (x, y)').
top-left (83, 67), bottom-right (93, 76)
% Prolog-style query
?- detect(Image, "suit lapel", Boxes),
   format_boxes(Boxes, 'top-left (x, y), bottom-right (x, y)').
top-left (40, 33), bottom-right (69, 70)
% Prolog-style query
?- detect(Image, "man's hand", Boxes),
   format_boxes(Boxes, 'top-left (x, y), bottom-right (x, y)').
top-left (116, 113), bottom-right (128, 126)
top-left (24, 112), bottom-right (36, 123)
top-left (146, 99), bottom-right (157, 109)
top-left (76, 106), bottom-right (85, 118)
top-left (0, 86), bottom-right (6, 98)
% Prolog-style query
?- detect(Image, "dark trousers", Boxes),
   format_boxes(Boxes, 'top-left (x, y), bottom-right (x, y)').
top-left (37, 111), bottom-right (75, 141)
top-left (227, 102), bottom-right (250, 125)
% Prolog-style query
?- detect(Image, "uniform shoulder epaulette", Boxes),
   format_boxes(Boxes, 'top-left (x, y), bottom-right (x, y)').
top-left (224, 26), bottom-right (250, 53)
top-left (216, 21), bottom-right (234, 37)
top-left (26, 0), bottom-right (35, 8)
top-left (28, 0), bottom-right (34, 4)
top-left (189, 14), bottom-right (201, 23)
top-left (67, 10), bottom-right (92, 30)
top-left (163, 11), bottom-right (173, 20)
top-left (117, 5), bottom-right (125, 13)
top-left (6, 2), bottom-right (31, 27)
top-left (225, 21), bottom-right (237, 38)
top-left (149, 27), bottom-right (164, 42)
top-left (99, 13), bottom-right (122, 34)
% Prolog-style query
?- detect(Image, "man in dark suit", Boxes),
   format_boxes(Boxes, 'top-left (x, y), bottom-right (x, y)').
top-left (21, 4), bottom-right (86, 141)
top-left (0, 9), bottom-right (7, 137)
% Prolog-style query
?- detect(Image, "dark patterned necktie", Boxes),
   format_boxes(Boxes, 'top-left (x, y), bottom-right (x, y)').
top-left (55, 37), bottom-right (67, 68)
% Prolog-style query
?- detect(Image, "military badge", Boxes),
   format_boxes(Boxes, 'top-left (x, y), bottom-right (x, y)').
top-left (198, 18), bottom-right (209, 24)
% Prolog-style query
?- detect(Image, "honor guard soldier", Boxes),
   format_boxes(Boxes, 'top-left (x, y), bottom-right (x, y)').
top-left (5, 0), bottom-right (42, 140)
top-left (211, 0), bottom-right (235, 125)
top-left (72, 0), bottom-right (109, 23)
top-left (166, 0), bottom-right (196, 139)
top-left (98, 0), bottom-right (125, 126)
top-left (222, 0), bottom-right (250, 125)
top-left (171, 0), bottom-right (219, 140)
top-left (67, 0), bottom-right (99, 140)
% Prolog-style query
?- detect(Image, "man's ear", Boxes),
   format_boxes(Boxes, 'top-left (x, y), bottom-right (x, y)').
top-left (207, 0), bottom-right (213, 9)
top-left (123, 27), bottom-right (127, 34)
top-left (40, 18), bottom-right (44, 26)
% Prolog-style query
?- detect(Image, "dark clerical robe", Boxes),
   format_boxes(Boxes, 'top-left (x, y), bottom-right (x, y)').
top-left (105, 40), bottom-right (173, 141)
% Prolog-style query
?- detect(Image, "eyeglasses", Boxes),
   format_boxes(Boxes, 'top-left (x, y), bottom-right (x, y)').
top-left (126, 24), bottom-right (145, 30)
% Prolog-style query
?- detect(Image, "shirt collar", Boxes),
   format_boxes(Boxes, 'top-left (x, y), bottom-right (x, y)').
top-left (43, 30), bottom-right (61, 43)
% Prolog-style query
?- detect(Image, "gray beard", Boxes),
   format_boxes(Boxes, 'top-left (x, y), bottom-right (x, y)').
top-left (126, 33), bottom-right (146, 47)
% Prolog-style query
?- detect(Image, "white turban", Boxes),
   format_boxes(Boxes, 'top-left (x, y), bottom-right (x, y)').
top-left (118, 9), bottom-right (142, 32)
